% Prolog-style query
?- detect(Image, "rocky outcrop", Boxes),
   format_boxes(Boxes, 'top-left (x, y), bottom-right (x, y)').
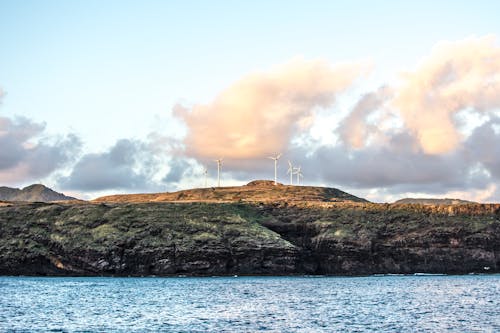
top-left (0, 201), bottom-right (499, 276)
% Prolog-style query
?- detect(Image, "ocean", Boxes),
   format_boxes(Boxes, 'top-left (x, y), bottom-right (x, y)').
top-left (1, 275), bottom-right (499, 332)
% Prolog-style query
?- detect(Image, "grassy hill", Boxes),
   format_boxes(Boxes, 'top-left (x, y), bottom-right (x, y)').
top-left (93, 180), bottom-right (368, 204)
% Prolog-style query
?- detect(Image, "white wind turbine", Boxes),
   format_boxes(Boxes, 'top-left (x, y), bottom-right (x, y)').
top-left (215, 158), bottom-right (223, 187)
top-left (287, 161), bottom-right (294, 185)
top-left (268, 153), bottom-right (282, 185)
top-left (294, 166), bottom-right (303, 185)
top-left (203, 167), bottom-right (208, 188)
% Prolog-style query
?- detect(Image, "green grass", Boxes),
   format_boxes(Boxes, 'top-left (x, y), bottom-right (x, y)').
top-left (1, 201), bottom-right (498, 274)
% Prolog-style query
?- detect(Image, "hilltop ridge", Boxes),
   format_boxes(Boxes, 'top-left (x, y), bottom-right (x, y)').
top-left (93, 180), bottom-right (369, 204)
top-left (395, 198), bottom-right (476, 205)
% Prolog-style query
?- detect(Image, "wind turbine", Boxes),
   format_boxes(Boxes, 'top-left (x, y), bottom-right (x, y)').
top-left (203, 167), bottom-right (208, 188)
top-left (268, 153), bottom-right (282, 185)
top-left (287, 161), bottom-right (294, 185)
top-left (294, 166), bottom-right (303, 185)
top-left (215, 158), bottom-right (223, 187)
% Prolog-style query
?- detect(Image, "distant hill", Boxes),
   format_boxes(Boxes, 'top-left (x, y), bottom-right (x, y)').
top-left (394, 198), bottom-right (476, 205)
top-left (94, 180), bottom-right (369, 204)
top-left (0, 184), bottom-right (76, 202)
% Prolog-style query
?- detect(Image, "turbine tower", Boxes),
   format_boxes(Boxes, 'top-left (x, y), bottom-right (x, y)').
top-left (215, 158), bottom-right (223, 187)
top-left (294, 166), bottom-right (302, 185)
top-left (268, 153), bottom-right (282, 185)
top-left (203, 167), bottom-right (208, 188)
top-left (287, 161), bottom-right (294, 185)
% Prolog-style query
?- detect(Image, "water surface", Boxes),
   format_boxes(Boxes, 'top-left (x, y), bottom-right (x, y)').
top-left (1, 275), bottom-right (499, 332)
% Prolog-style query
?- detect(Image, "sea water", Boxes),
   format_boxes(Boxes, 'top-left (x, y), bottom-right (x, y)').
top-left (1, 275), bottom-right (499, 332)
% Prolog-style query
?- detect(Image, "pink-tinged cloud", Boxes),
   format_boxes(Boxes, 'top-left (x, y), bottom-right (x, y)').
top-left (175, 58), bottom-right (369, 161)
top-left (337, 86), bottom-right (392, 149)
top-left (394, 35), bottom-right (500, 154)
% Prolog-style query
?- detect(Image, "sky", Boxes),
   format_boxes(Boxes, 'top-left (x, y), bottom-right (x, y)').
top-left (1, 0), bottom-right (500, 202)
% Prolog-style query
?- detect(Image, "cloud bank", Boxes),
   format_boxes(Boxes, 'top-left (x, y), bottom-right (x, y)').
top-left (394, 35), bottom-right (500, 154)
top-left (3, 36), bottom-right (500, 202)
top-left (171, 36), bottom-right (500, 202)
top-left (0, 116), bottom-right (81, 185)
top-left (175, 58), bottom-right (369, 162)
top-left (59, 139), bottom-right (161, 191)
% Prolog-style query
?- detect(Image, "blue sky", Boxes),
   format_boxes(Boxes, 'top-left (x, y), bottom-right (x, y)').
top-left (1, 1), bottom-right (500, 202)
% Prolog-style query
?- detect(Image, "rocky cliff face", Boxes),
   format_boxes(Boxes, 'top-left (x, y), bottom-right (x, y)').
top-left (1, 201), bottom-right (498, 276)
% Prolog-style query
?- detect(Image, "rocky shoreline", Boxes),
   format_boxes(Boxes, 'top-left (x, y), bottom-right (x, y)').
top-left (1, 201), bottom-right (499, 276)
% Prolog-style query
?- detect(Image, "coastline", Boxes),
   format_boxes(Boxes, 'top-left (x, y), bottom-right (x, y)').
top-left (1, 201), bottom-right (499, 277)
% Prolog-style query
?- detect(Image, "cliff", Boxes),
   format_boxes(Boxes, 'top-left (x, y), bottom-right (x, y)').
top-left (1, 200), bottom-right (498, 276)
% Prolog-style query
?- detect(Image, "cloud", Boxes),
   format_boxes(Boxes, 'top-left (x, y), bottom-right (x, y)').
top-left (288, 114), bottom-right (499, 201)
top-left (465, 116), bottom-right (500, 180)
top-left (297, 137), bottom-right (464, 190)
top-left (441, 184), bottom-right (498, 203)
top-left (167, 41), bottom-right (500, 202)
top-left (337, 86), bottom-right (392, 148)
top-left (276, 35), bottom-right (498, 202)
top-left (0, 116), bottom-right (81, 185)
top-left (54, 37), bottom-right (500, 202)
top-left (59, 139), bottom-right (159, 191)
top-left (5, 37), bottom-right (500, 203)
top-left (175, 58), bottom-right (369, 163)
top-left (394, 35), bottom-right (500, 154)
top-left (162, 158), bottom-right (193, 183)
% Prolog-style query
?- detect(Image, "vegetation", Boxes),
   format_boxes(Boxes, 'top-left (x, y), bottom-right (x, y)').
top-left (93, 180), bottom-right (368, 204)
top-left (1, 200), bottom-right (499, 276)
top-left (1, 182), bottom-right (499, 276)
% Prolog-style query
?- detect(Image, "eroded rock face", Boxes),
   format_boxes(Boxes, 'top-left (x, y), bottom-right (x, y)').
top-left (0, 202), bottom-right (499, 276)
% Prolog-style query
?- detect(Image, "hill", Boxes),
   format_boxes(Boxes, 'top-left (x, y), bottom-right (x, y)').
top-left (395, 198), bottom-right (476, 205)
top-left (0, 184), bottom-right (76, 202)
top-left (0, 200), bottom-right (498, 276)
top-left (93, 180), bottom-right (368, 204)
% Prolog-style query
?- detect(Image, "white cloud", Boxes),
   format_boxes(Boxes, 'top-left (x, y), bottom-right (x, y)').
top-left (175, 58), bottom-right (370, 163)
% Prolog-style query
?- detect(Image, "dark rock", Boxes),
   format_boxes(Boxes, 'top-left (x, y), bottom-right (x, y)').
top-left (0, 201), bottom-right (499, 276)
